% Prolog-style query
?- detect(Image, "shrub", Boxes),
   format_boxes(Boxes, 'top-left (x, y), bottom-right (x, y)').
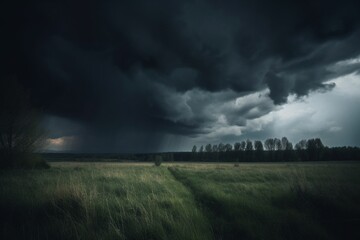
top-left (154, 155), bottom-right (162, 167)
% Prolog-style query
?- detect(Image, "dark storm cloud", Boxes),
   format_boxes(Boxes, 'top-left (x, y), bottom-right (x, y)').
top-left (2, 0), bottom-right (360, 151)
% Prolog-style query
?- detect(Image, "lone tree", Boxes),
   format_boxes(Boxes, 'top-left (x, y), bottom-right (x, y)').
top-left (154, 155), bottom-right (162, 166)
top-left (0, 76), bottom-right (47, 169)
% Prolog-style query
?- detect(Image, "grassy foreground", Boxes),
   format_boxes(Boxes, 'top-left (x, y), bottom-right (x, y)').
top-left (169, 162), bottom-right (360, 240)
top-left (1, 162), bottom-right (360, 239)
top-left (0, 163), bottom-right (212, 240)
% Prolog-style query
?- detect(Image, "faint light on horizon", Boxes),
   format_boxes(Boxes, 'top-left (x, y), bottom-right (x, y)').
top-left (48, 138), bottom-right (65, 146)
top-left (45, 136), bottom-right (76, 152)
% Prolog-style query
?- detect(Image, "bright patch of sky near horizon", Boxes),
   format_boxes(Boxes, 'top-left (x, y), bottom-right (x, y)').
top-left (188, 72), bottom-right (360, 149)
top-left (44, 71), bottom-right (360, 153)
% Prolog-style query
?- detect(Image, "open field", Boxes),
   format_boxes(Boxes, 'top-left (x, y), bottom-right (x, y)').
top-left (1, 162), bottom-right (360, 240)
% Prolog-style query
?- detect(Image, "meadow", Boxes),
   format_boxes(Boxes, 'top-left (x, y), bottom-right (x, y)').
top-left (1, 162), bottom-right (360, 240)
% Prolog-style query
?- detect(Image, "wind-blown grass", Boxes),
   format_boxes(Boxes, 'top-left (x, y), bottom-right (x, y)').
top-left (169, 162), bottom-right (360, 240)
top-left (1, 162), bottom-right (360, 240)
top-left (0, 163), bottom-right (212, 240)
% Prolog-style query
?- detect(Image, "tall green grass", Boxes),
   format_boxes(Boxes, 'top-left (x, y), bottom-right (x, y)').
top-left (1, 162), bottom-right (360, 240)
top-left (0, 163), bottom-right (212, 240)
top-left (169, 163), bottom-right (360, 240)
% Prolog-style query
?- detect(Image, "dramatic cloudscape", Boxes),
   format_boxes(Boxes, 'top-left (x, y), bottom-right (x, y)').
top-left (2, 0), bottom-right (360, 152)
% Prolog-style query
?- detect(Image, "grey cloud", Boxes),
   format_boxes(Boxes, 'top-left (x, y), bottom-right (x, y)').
top-left (155, 88), bottom-right (276, 138)
top-left (2, 0), bottom-right (360, 152)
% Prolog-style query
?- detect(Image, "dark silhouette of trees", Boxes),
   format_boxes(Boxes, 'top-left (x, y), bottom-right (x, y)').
top-left (295, 139), bottom-right (308, 161)
top-left (295, 140), bottom-right (307, 150)
top-left (279, 137), bottom-right (294, 161)
top-left (191, 145), bottom-right (197, 161)
top-left (281, 137), bottom-right (293, 150)
top-left (0, 76), bottom-right (47, 169)
top-left (187, 136), bottom-right (360, 162)
top-left (264, 138), bottom-right (275, 151)
top-left (264, 138), bottom-right (284, 161)
top-left (234, 141), bottom-right (245, 161)
top-left (286, 142), bottom-right (293, 150)
top-left (306, 138), bottom-right (324, 161)
top-left (274, 138), bottom-right (282, 150)
top-left (245, 139), bottom-right (253, 151)
top-left (240, 141), bottom-right (246, 151)
top-left (234, 142), bottom-right (241, 151)
top-left (199, 145), bottom-right (204, 153)
top-left (192, 145), bottom-right (197, 153)
top-left (245, 139), bottom-right (254, 161)
top-left (225, 143), bottom-right (232, 152)
top-left (218, 143), bottom-right (225, 152)
top-left (254, 140), bottom-right (264, 160)
top-left (212, 144), bottom-right (218, 152)
top-left (205, 144), bottom-right (212, 152)
top-left (254, 141), bottom-right (264, 151)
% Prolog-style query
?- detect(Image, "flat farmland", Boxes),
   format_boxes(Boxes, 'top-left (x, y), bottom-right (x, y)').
top-left (1, 162), bottom-right (360, 240)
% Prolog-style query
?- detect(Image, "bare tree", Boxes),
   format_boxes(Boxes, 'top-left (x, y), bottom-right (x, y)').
top-left (0, 76), bottom-right (46, 168)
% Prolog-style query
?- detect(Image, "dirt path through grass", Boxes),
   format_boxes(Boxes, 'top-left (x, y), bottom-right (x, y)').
top-left (168, 167), bottom-right (230, 240)
top-left (0, 163), bottom-right (214, 240)
top-left (168, 163), bottom-right (360, 240)
top-left (2, 162), bottom-right (360, 240)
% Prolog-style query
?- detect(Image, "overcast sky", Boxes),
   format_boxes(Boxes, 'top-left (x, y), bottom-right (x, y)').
top-left (2, 0), bottom-right (360, 153)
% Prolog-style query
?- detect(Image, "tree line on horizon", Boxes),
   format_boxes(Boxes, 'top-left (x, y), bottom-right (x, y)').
top-left (191, 137), bottom-right (323, 153)
top-left (188, 137), bottom-right (360, 162)
top-left (43, 136), bottom-right (360, 163)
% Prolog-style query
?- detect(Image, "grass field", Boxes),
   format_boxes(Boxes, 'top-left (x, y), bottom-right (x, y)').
top-left (1, 162), bottom-right (360, 240)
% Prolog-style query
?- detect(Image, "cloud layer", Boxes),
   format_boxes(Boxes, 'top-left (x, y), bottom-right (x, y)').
top-left (2, 0), bottom-right (360, 152)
